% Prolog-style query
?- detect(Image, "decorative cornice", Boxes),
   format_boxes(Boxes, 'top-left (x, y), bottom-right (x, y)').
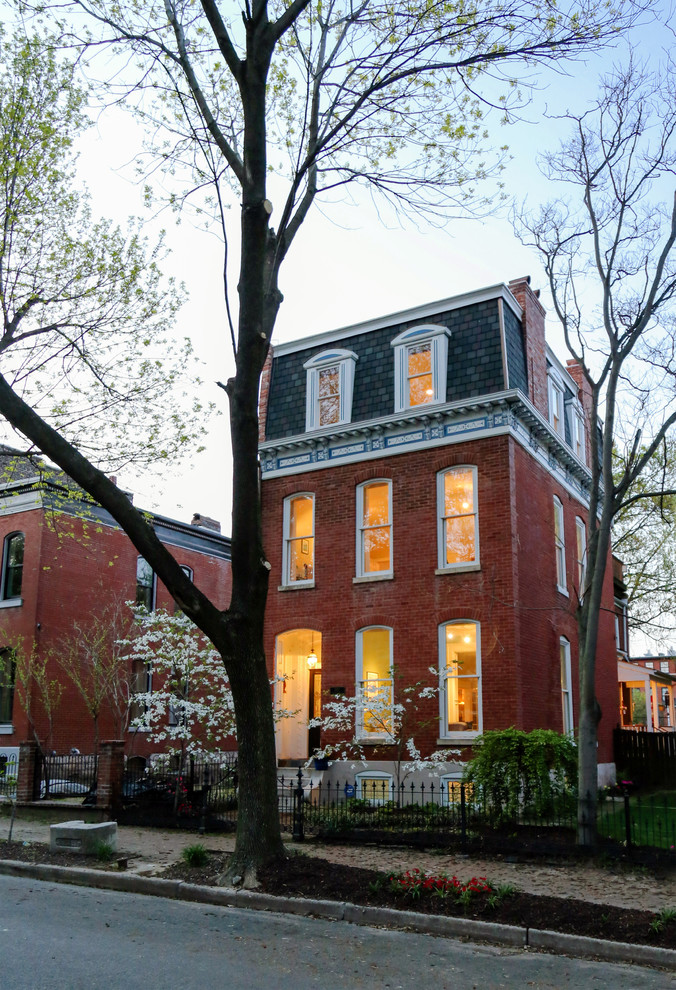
top-left (260, 389), bottom-right (594, 505)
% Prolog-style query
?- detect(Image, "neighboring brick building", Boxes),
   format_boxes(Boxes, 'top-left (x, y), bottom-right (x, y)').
top-left (259, 277), bottom-right (618, 787)
top-left (0, 454), bottom-right (232, 761)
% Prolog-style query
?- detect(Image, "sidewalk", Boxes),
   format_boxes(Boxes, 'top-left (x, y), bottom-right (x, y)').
top-left (4, 813), bottom-right (676, 913)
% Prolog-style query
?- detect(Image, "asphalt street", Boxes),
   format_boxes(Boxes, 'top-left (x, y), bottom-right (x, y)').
top-left (1, 875), bottom-right (674, 990)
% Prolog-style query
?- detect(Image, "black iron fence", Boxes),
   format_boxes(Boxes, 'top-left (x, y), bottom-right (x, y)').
top-left (36, 752), bottom-right (98, 800)
top-left (118, 753), bottom-right (238, 829)
top-left (278, 770), bottom-right (676, 855)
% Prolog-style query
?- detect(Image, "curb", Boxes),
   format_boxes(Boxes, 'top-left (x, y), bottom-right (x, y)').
top-left (0, 859), bottom-right (674, 971)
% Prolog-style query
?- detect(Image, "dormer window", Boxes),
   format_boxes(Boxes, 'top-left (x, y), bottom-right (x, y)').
top-left (304, 349), bottom-right (357, 431)
top-left (547, 369), bottom-right (565, 436)
top-left (391, 325), bottom-right (450, 413)
top-left (568, 400), bottom-right (586, 463)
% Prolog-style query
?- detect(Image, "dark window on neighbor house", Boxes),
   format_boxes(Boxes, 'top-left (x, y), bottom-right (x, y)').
top-left (0, 648), bottom-right (16, 723)
top-left (1, 532), bottom-right (24, 600)
top-left (173, 565), bottom-right (193, 614)
top-left (136, 557), bottom-right (155, 611)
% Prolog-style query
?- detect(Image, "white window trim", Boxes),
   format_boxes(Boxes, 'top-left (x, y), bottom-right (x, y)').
top-left (281, 493), bottom-right (315, 589)
top-left (354, 769), bottom-right (394, 805)
top-left (560, 637), bottom-right (574, 737)
top-left (355, 479), bottom-right (393, 579)
top-left (548, 370), bottom-right (565, 437)
top-left (355, 627), bottom-right (394, 743)
top-left (575, 517), bottom-right (587, 600)
top-left (439, 772), bottom-right (470, 806)
top-left (1, 532), bottom-right (23, 602)
top-left (391, 325), bottom-right (451, 413)
top-left (553, 496), bottom-right (568, 595)
top-left (304, 349), bottom-right (358, 431)
top-left (436, 466), bottom-right (480, 572)
top-left (568, 399), bottom-right (586, 464)
top-left (136, 556), bottom-right (157, 611)
top-left (438, 620), bottom-right (482, 742)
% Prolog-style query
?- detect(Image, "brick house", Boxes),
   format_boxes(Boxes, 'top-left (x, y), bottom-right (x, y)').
top-left (0, 452), bottom-right (232, 762)
top-left (259, 276), bottom-right (618, 788)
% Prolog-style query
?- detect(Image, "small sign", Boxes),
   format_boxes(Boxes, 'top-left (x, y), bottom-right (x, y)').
top-left (344, 784), bottom-right (355, 798)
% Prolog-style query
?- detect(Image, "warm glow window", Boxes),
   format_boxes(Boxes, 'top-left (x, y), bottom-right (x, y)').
top-left (554, 497), bottom-right (567, 592)
top-left (356, 626), bottom-right (393, 740)
top-left (283, 494), bottom-right (315, 585)
top-left (437, 467), bottom-right (479, 570)
top-left (357, 480), bottom-right (392, 577)
top-left (439, 621), bottom-right (481, 738)
top-left (392, 325), bottom-right (450, 413)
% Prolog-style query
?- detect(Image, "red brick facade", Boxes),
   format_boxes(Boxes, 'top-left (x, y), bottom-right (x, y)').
top-left (0, 490), bottom-right (232, 756)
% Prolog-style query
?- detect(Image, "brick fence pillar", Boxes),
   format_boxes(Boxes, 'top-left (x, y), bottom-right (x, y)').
top-left (96, 740), bottom-right (125, 814)
top-left (17, 741), bottom-right (39, 803)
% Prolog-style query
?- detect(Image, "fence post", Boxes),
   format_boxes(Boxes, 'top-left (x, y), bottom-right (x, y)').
top-left (623, 788), bottom-right (633, 849)
top-left (16, 741), bottom-right (39, 803)
top-left (460, 782), bottom-right (467, 849)
top-left (97, 740), bottom-right (124, 814)
top-left (292, 767), bottom-right (305, 842)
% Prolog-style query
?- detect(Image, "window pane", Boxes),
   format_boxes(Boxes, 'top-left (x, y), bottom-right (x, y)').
top-left (359, 628), bottom-right (392, 736)
top-left (363, 483), bottom-right (389, 527)
top-left (318, 365), bottom-right (340, 425)
top-left (444, 623), bottom-right (477, 676)
top-left (445, 515), bottom-right (476, 565)
top-left (4, 534), bottom-right (23, 599)
top-left (289, 537), bottom-right (314, 581)
top-left (289, 496), bottom-right (313, 539)
top-left (444, 469), bottom-right (474, 517)
top-left (363, 527), bottom-right (390, 572)
top-left (0, 650), bottom-right (15, 723)
top-left (407, 343), bottom-right (434, 406)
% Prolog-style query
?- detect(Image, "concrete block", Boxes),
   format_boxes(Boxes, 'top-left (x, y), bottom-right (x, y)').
top-left (50, 820), bottom-right (117, 855)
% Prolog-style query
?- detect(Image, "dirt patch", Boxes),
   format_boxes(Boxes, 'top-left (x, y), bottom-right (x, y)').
top-left (3, 838), bottom-right (676, 950)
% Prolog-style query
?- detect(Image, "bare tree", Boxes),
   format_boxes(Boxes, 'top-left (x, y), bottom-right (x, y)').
top-left (516, 62), bottom-right (676, 844)
top-left (2, 2), bottom-right (649, 877)
top-left (57, 599), bottom-right (136, 753)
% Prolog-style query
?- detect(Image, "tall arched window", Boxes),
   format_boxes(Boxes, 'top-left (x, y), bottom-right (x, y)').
top-left (437, 467), bottom-right (479, 571)
top-left (1, 532), bottom-right (24, 601)
top-left (282, 493), bottom-right (315, 586)
top-left (355, 626), bottom-right (393, 741)
top-left (439, 620), bottom-right (481, 739)
top-left (356, 480), bottom-right (392, 578)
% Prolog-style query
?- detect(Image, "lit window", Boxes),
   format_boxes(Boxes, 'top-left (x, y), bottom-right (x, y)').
top-left (437, 467), bottom-right (479, 570)
top-left (355, 770), bottom-right (393, 805)
top-left (1, 533), bottom-right (24, 601)
top-left (0, 648), bottom-right (16, 724)
top-left (356, 480), bottom-right (392, 577)
top-left (392, 325), bottom-right (450, 413)
top-left (560, 637), bottom-right (574, 736)
top-left (356, 627), bottom-right (393, 741)
top-left (439, 620), bottom-right (481, 738)
top-left (548, 373), bottom-right (564, 436)
top-left (304, 349), bottom-right (358, 430)
top-left (553, 496), bottom-right (567, 593)
top-left (136, 557), bottom-right (156, 611)
top-left (283, 494), bottom-right (315, 586)
top-left (575, 518), bottom-right (587, 599)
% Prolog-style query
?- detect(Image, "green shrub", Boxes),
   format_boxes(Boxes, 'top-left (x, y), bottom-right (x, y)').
top-left (181, 843), bottom-right (208, 867)
top-left (94, 840), bottom-right (115, 862)
top-left (463, 727), bottom-right (577, 822)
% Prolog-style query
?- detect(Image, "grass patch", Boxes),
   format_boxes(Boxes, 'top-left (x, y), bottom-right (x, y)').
top-left (181, 843), bottom-right (208, 867)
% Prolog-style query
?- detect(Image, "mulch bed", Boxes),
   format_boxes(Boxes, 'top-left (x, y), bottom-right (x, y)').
top-left (2, 839), bottom-right (675, 949)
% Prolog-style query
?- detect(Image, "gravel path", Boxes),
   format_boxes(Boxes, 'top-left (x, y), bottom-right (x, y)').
top-left (4, 814), bottom-right (675, 913)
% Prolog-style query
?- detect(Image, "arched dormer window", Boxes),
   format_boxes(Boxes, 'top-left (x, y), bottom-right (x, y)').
top-left (304, 349), bottom-right (358, 431)
top-left (391, 325), bottom-right (451, 412)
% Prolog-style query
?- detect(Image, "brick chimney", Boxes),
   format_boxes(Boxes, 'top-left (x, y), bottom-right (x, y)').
top-left (508, 276), bottom-right (548, 418)
top-left (190, 513), bottom-right (221, 533)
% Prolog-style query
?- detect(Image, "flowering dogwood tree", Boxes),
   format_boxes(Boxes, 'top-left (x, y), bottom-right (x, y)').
top-left (121, 608), bottom-right (236, 758)
top-left (308, 667), bottom-right (458, 789)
